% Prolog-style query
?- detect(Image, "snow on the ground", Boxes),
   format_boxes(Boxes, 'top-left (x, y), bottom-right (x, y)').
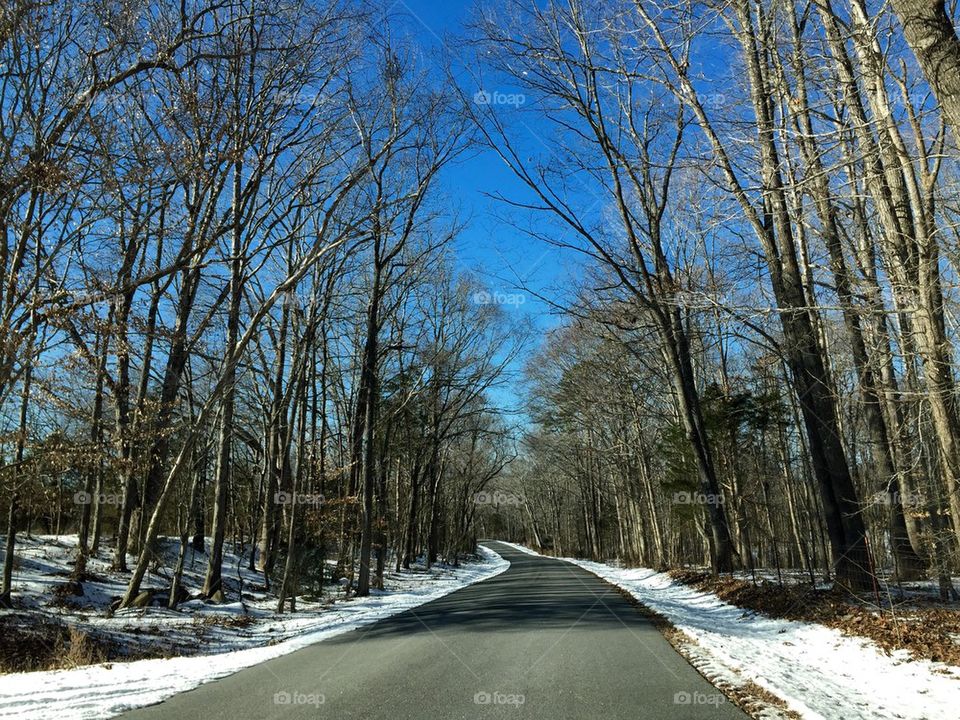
top-left (4, 535), bottom-right (510, 659)
top-left (0, 542), bottom-right (509, 720)
top-left (499, 543), bottom-right (960, 720)
top-left (497, 541), bottom-right (539, 556)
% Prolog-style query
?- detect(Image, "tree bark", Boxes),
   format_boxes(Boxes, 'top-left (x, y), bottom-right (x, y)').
top-left (888, 0), bottom-right (960, 135)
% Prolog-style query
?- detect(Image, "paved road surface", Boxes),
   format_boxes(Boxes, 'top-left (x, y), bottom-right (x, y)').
top-left (121, 542), bottom-right (747, 719)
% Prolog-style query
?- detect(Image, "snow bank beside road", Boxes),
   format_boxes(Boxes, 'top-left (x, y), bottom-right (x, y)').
top-left (0, 546), bottom-right (509, 720)
top-left (499, 543), bottom-right (960, 720)
top-left (574, 559), bottom-right (960, 720)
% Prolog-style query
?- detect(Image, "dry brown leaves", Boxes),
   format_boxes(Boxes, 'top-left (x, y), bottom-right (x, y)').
top-left (670, 571), bottom-right (960, 668)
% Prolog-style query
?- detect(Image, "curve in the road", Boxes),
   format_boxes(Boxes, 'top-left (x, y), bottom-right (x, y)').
top-left (120, 541), bottom-right (747, 719)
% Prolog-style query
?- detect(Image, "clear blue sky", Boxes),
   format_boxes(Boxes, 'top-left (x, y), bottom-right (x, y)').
top-left (397, 0), bottom-right (572, 306)
top-left (390, 0), bottom-right (576, 420)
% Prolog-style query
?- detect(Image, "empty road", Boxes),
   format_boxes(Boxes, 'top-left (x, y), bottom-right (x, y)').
top-left (121, 542), bottom-right (747, 719)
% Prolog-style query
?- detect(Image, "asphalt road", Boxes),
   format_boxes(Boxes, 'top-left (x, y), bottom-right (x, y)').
top-left (121, 542), bottom-right (747, 719)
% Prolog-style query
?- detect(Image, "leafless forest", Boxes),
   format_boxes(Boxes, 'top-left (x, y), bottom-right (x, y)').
top-left (3, 0), bottom-right (960, 621)
top-left (0, 0), bottom-right (522, 613)
top-left (469, 0), bottom-right (960, 597)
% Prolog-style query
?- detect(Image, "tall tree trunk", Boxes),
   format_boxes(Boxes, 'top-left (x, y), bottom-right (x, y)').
top-left (78, 330), bottom-right (107, 559)
top-left (888, 0), bottom-right (960, 134)
top-left (662, 312), bottom-right (736, 573)
top-left (356, 260), bottom-right (382, 597)
top-left (778, 2), bottom-right (926, 578)
top-left (402, 460), bottom-right (422, 569)
top-left (0, 348), bottom-right (34, 607)
top-left (278, 343), bottom-right (310, 613)
top-left (258, 288), bottom-right (291, 581)
top-left (113, 232), bottom-right (165, 571)
top-left (203, 150), bottom-right (245, 599)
